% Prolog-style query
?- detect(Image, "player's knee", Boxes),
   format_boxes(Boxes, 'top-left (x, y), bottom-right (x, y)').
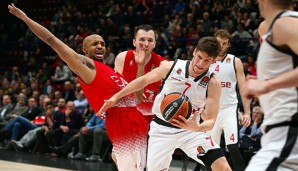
top-left (211, 157), bottom-right (231, 171)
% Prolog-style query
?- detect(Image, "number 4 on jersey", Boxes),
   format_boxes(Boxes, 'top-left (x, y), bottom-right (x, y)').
top-left (215, 65), bottom-right (220, 73)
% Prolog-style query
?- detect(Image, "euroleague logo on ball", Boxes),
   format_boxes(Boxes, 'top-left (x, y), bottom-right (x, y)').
top-left (160, 92), bottom-right (192, 122)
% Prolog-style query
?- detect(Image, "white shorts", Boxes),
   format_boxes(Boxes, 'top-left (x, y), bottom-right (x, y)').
top-left (147, 120), bottom-right (223, 171)
top-left (246, 125), bottom-right (298, 171)
top-left (206, 104), bottom-right (239, 145)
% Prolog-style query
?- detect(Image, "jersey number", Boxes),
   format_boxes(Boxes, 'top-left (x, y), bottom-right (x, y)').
top-left (183, 82), bottom-right (191, 94)
top-left (205, 137), bottom-right (214, 147)
top-left (230, 133), bottom-right (235, 142)
top-left (215, 65), bottom-right (220, 73)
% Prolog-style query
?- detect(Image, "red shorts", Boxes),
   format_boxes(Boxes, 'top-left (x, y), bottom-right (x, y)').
top-left (106, 107), bottom-right (148, 170)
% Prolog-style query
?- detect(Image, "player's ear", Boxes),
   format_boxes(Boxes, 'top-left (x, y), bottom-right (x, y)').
top-left (82, 47), bottom-right (87, 54)
top-left (132, 39), bottom-right (136, 47)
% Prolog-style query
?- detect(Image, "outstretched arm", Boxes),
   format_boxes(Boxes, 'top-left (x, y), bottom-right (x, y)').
top-left (8, 3), bottom-right (95, 84)
top-left (97, 61), bottom-right (173, 115)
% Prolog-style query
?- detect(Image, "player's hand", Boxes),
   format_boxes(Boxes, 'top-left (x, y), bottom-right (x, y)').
top-left (96, 96), bottom-right (117, 117)
top-left (133, 43), bottom-right (146, 65)
top-left (171, 112), bottom-right (199, 132)
top-left (241, 76), bottom-right (268, 98)
top-left (8, 3), bottom-right (27, 20)
top-left (242, 114), bottom-right (251, 127)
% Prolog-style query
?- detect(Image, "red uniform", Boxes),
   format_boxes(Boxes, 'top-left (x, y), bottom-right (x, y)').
top-left (79, 60), bottom-right (148, 171)
top-left (122, 50), bottom-right (166, 122)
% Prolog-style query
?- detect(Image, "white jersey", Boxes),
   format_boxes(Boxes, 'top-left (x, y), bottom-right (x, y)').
top-left (258, 11), bottom-right (298, 128)
top-left (209, 54), bottom-right (238, 108)
top-left (152, 59), bottom-right (214, 121)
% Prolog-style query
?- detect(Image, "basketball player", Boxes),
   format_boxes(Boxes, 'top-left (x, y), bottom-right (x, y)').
top-left (99, 37), bottom-right (231, 171)
top-left (115, 24), bottom-right (167, 123)
top-left (207, 29), bottom-right (251, 171)
top-left (241, 0), bottom-right (298, 170)
top-left (8, 4), bottom-right (148, 171)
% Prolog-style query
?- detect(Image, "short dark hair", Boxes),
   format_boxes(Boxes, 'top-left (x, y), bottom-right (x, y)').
top-left (196, 37), bottom-right (221, 58)
top-left (134, 24), bottom-right (156, 39)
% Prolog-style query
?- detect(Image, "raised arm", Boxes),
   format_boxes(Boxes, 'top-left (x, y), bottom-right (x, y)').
top-left (8, 3), bottom-right (95, 83)
top-left (97, 61), bottom-right (173, 114)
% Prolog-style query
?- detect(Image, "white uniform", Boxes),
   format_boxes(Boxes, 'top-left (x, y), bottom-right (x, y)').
top-left (207, 54), bottom-right (239, 145)
top-left (246, 11), bottom-right (298, 171)
top-left (148, 60), bottom-right (223, 171)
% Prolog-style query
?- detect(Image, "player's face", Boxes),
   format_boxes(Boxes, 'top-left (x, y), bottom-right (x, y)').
top-left (216, 36), bottom-right (229, 57)
top-left (133, 29), bottom-right (156, 56)
top-left (85, 35), bottom-right (106, 62)
top-left (191, 49), bottom-right (215, 75)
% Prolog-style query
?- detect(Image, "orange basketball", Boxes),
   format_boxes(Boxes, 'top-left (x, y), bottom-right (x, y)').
top-left (160, 92), bottom-right (192, 122)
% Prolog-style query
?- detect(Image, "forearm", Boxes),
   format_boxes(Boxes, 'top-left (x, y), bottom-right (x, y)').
top-left (22, 16), bottom-right (56, 47)
top-left (196, 119), bottom-right (215, 132)
top-left (134, 64), bottom-right (145, 103)
top-left (241, 94), bottom-right (251, 115)
top-left (114, 76), bottom-right (147, 100)
top-left (265, 67), bottom-right (298, 91)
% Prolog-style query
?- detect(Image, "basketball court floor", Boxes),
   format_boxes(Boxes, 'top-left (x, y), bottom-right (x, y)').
top-left (0, 150), bottom-right (197, 171)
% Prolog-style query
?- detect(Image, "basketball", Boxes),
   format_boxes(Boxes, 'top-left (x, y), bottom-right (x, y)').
top-left (160, 92), bottom-right (192, 122)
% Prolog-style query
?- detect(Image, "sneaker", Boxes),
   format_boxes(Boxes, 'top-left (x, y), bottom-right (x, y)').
top-left (72, 152), bottom-right (86, 160)
top-left (86, 154), bottom-right (103, 162)
top-left (9, 140), bottom-right (23, 152)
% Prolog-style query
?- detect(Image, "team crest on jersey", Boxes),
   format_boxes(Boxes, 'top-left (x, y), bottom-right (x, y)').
top-left (151, 64), bottom-right (156, 71)
top-left (129, 60), bottom-right (134, 66)
top-left (177, 68), bottom-right (182, 74)
top-left (199, 76), bottom-right (209, 87)
top-left (197, 146), bottom-right (205, 154)
top-left (226, 58), bottom-right (231, 63)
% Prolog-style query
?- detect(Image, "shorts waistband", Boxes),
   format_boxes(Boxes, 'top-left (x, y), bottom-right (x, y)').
top-left (265, 120), bottom-right (298, 133)
top-left (153, 116), bottom-right (180, 129)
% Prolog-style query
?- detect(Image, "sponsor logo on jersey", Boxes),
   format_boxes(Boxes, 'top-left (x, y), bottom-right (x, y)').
top-left (199, 76), bottom-right (209, 87)
top-left (151, 64), bottom-right (156, 71)
top-left (129, 60), bottom-right (133, 66)
top-left (226, 58), bottom-right (231, 63)
top-left (177, 68), bottom-right (182, 74)
top-left (197, 146), bottom-right (205, 154)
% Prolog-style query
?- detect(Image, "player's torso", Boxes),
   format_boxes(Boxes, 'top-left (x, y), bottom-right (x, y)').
top-left (123, 50), bottom-right (165, 115)
top-left (152, 60), bottom-right (212, 120)
top-left (258, 11), bottom-right (298, 126)
top-left (209, 54), bottom-right (238, 108)
top-left (79, 61), bottom-right (136, 112)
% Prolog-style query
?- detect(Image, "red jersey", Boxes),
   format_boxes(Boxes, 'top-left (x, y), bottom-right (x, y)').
top-left (122, 50), bottom-right (166, 116)
top-left (79, 60), bottom-right (136, 113)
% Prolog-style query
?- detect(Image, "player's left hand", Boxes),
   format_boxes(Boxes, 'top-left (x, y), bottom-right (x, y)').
top-left (133, 43), bottom-right (146, 65)
top-left (8, 3), bottom-right (27, 20)
top-left (171, 112), bottom-right (199, 132)
top-left (242, 114), bottom-right (251, 127)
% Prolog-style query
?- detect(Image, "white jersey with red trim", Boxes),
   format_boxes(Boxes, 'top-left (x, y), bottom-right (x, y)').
top-left (209, 54), bottom-right (238, 108)
top-left (152, 59), bottom-right (213, 121)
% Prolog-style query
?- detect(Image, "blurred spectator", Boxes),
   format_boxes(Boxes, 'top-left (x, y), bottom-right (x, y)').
top-left (51, 61), bottom-right (73, 83)
top-left (72, 109), bottom-right (107, 162)
top-left (63, 81), bottom-right (76, 102)
top-left (7, 66), bottom-right (20, 82)
top-left (0, 95), bottom-right (14, 122)
top-left (0, 93), bottom-right (28, 128)
top-left (74, 90), bottom-right (88, 114)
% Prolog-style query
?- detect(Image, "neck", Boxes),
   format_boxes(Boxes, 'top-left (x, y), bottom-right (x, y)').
top-left (264, 7), bottom-right (289, 25)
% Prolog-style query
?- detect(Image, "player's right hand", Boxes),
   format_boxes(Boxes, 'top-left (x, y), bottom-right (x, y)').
top-left (96, 96), bottom-right (117, 117)
top-left (8, 3), bottom-right (27, 20)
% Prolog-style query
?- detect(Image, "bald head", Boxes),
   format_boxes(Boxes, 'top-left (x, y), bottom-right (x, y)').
top-left (82, 34), bottom-right (106, 62)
